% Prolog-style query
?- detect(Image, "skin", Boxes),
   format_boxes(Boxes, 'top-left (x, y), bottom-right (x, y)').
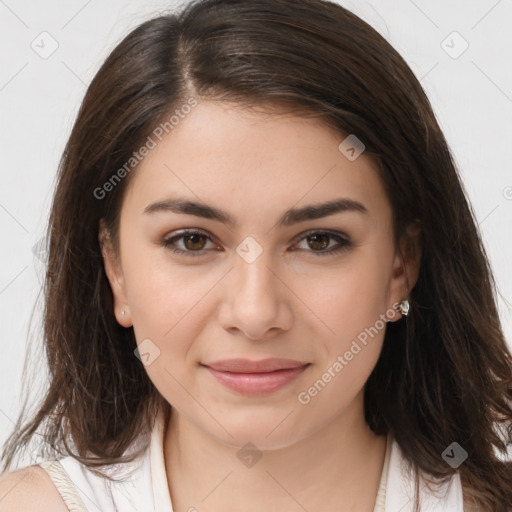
top-left (100, 100), bottom-right (421, 511)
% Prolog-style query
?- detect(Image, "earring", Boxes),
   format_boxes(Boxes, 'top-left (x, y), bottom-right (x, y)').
top-left (398, 298), bottom-right (410, 317)
top-left (121, 310), bottom-right (126, 316)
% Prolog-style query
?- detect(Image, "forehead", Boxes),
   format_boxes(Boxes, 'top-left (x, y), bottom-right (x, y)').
top-left (122, 101), bottom-right (391, 226)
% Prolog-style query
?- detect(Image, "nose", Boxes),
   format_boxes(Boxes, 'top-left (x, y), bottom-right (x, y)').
top-left (217, 243), bottom-right (293, 341)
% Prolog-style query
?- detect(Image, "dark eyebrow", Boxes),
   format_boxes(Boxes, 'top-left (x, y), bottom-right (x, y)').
top-left (143, 197), bottom-right (367, 227)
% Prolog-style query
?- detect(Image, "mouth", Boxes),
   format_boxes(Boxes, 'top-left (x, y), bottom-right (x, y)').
top-left (200, 358), bottom-right (311, 396)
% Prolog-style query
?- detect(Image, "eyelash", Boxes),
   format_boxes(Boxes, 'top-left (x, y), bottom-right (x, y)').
top-left (161, 229), bottom-right (352, 258)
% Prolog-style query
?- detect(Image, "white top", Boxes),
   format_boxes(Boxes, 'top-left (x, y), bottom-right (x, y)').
top-left (39, 409), bottom-right (464, 511)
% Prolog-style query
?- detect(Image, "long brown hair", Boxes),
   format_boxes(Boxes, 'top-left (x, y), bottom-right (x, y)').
top-left (2, 0), bottom-right (511, 509)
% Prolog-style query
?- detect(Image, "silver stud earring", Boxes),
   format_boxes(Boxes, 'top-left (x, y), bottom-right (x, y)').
top-left (398, 298), bottom-right (409, 317)
top-left (121, 310), bottom-right (126, 316)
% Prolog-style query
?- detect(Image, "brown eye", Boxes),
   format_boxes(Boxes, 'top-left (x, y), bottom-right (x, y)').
top-left (162, 229), bottom-right (217, 257)
top-left (182, 233), bottom-right (208, 251)
top-left (293, 230), bottom-right (352, 256)
top-left (306, 233), bottom-right (331, 251)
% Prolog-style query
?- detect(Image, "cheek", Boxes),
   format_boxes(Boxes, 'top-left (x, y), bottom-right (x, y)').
top-left (294, 250), bottom-right (392, 343)
top-left (122, 245), bottom-right (226, 373)
top-left (295, 261), bottom-right (389, 411)
top-left (296, 341), bottom-right (381, 420)
top-left (121, 240), bottom-right (201, 329)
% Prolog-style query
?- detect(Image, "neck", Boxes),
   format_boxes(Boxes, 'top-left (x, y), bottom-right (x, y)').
top-left (163, 394), bottom-right (387, 512)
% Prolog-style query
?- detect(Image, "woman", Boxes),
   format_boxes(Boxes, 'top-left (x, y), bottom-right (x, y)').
top-left (1, 0), bottom-right (511, 510)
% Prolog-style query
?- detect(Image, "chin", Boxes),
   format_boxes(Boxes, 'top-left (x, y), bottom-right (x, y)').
top-left (203, 409), bottom-right (308, 450)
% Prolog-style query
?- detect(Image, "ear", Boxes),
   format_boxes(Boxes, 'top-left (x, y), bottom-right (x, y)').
top-left (98, 218), bottom-right (132, 327)
top-left (386, 220), bottom-right (421, 322)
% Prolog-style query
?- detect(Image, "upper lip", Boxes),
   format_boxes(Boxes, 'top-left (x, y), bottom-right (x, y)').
top-left (203, 358), bottom-right (309, 373)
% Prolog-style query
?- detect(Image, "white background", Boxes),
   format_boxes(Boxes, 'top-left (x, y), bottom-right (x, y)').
top-left (1, 0), bottom-right (511, 452)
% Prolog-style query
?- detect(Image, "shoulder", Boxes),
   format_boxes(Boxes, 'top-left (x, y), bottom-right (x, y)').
top-left (0, 465), bottom-right (68, 512)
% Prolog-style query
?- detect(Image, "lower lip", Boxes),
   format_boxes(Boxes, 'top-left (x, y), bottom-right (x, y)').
top-left (204, 365), bottom-right (309, 396)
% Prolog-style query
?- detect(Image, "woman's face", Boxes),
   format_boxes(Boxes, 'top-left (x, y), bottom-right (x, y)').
top-left (101, 100), bottom-right (418, 449)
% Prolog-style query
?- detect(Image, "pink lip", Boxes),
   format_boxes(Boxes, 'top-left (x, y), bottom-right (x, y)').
top-left (201, 358), bottom-right (310, 396)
